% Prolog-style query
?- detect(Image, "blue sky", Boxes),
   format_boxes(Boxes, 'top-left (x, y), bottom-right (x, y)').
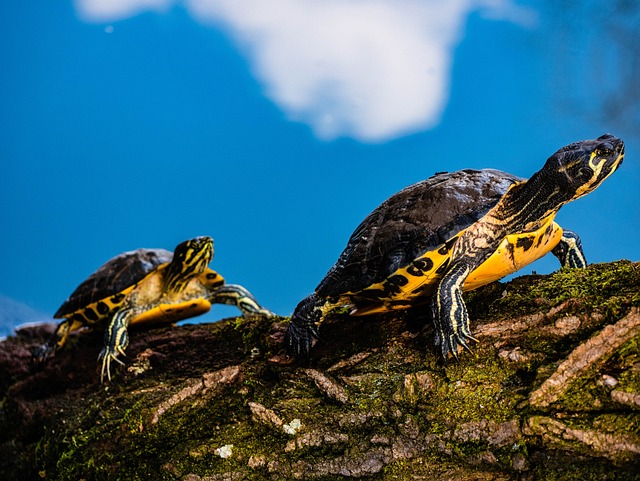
top-left (1, 0), bottom-right (638, 335)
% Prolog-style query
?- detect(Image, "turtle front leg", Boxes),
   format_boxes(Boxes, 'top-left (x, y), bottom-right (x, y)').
top-left (208, 284), bottom-right (275, 317)
top-left (99, 307), bottom-right (135, 382)
top-left (430, 262), bottom-right (478, 358)
top-left (551, 230), bottom-right (587, 268)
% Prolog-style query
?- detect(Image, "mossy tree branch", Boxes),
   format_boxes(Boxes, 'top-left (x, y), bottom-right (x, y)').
top-left (1, 261), bottom-right (639, 480)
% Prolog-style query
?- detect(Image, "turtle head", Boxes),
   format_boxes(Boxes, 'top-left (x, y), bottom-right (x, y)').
top-left (544, 134), bottom-right (624, 201)
top-left (164, 236), bottom-right (214, 293)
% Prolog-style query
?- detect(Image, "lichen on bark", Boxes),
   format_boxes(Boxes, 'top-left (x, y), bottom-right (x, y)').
top-left (0, 261), bottom-right (639, 480)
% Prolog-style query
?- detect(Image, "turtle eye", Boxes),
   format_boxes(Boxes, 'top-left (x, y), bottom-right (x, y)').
top-left (595, 141), bottom-right (614, 158)
top-left (597, 148), bottom-right (613, 158)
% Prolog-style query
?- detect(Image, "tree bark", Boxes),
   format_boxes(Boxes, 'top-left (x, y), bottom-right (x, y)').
top-left (1, 261), bottom-right (639, 480)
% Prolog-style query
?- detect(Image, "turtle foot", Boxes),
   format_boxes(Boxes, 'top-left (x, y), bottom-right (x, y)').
top-left (99, 319), bottom-right (130, 382)
top-left (32, 343), bottom-right (56, 365)
top-left (284, 319), bottom-right (318, 358)
top-left (430, 267), bottom-right (477, 360)
top-left (209, 284), bottom-right (276, 318)
top-left (285, 293), bottom-right (322, 358)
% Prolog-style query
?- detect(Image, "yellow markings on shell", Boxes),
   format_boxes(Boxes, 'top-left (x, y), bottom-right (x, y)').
top-left (68, 282), bottom-right (140, 325)
top-left (463, 215), bottom-right (562, 291)
top-left (348, 232), bottom-right (464, 316)
top-left (352, 232), bottom-right (462, 299)
top-left (131, 298), bottom-right (212, 325)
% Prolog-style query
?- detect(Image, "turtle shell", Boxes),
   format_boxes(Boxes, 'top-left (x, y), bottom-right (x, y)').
top-left (316, 169), bottom-right (523, 298)
top-left (55, 248), bottom-right (173, 319)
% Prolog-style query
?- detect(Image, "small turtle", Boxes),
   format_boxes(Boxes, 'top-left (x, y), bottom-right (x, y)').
top-left (286, 134), bottom-right (624, 358)
top-left (34, 236), bottom-right (273, 381)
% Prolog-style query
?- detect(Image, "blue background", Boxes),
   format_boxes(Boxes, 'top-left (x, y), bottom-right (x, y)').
top-left (1, 1), bottom-right (638, 335)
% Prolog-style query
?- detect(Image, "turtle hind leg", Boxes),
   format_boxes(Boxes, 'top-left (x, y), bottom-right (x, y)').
top-left (285, 293), bottom-right (324, 358)
top-left (99, 307), bottom-right (134, 382)
top-left (32, 318), bottom-right (84, 364)
top-left (430, 262), bottom-right (478, 359)
top-left (208, 284), bottom-right (275, 317)
top-left (552, 230), bottom-right (587, 268)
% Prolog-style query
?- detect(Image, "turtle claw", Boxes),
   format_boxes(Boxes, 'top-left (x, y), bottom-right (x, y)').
top-left (285, 293), bottom-right (323, 359)
top-left (438, 328), bottom-right (479, 359)
top-left (460, 339), bottom-right (474, 354)
top-left (285, 319), bottom-right (318, 358)
top-left (446, 333), bottom-right (477, 359)
top-left (32, 343), bottom-right (55, 365)
top-left (99, 350), bottom-right (126, 383)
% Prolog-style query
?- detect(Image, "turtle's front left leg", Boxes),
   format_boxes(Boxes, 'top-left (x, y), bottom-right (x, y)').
top-left (99, 307), bottom-right (135, 382)
top-left (430, 262), bottom-right (478, 358)
top-left (209, 284), bottom-right (274, 317)
top-left (552, 230), bottom-right (587, 268)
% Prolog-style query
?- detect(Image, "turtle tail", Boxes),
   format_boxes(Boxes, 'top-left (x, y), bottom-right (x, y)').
top-left (285, 293), bottom-right (323, 358)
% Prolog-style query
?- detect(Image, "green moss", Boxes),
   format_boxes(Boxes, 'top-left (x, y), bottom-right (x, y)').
top-left (617, 368), bottom-right (640, 397)
top-left (527, 452), bottom-right (640, 481)
top-left (467, 260), bottom-right (640, 321)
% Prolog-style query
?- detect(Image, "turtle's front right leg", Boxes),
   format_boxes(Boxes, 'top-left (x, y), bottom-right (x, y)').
top-left (99, 307), bottom-right (134, 382)
top-left (430, 262), bottom-right (478, 358)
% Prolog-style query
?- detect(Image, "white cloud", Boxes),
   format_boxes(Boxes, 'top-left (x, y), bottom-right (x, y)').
top-left (73, 0), bottom-right (535, 142)
top-left (74, 0), bottom-right (172, 22)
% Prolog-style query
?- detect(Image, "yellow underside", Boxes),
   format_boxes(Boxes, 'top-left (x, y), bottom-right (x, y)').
top-left (350, 215), bottom-right (562, 315)
top-left (463, 217), bottom-right (562, 290)
top-left (131, 298), bottom-right (212, 325)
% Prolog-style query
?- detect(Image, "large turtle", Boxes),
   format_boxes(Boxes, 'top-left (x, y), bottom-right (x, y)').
top-left (286, 134), bottom-right (624, 358)
top-left (34, 236), bottom-right (274, 381)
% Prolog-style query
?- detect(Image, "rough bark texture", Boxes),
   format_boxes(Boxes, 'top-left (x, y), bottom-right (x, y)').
top-left (1, 261), bottom-right (639, 481)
